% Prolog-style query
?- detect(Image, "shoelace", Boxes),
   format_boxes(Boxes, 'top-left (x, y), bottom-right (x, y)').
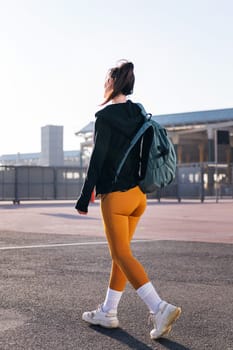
top-left (90, 304), bottom-right (102, 318)
top-left (95, 304), bottom-right (116, 317)
top-left (148, 313), bottom-right (157, 327)
top-left (147, 302), bottom-right (166, 327)
top-left (97, 304), bottom-right (103, 311)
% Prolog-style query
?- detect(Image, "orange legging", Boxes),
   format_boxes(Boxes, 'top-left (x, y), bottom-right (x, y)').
top-left (101, 186), bottom-right (150, 291)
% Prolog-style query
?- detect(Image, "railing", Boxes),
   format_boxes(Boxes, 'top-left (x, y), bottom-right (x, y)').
top-left (152, 163), bottom-right (233, 202)
top-left (0, 166), bottom-right (86, 203)
top-left (0, 164), bottom-right (232, 204)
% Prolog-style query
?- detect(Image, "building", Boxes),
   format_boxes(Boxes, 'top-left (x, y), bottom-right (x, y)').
top-left (1, 108), bottom-right (232, 167)
top-left (76, 108), bottom-right (233, 165)
top-left (156, 107), bottom-right (233, 164)
top-left (40, 125), bottom-right (64, 166)
top-left (0, 153), bottom-right (40, 166)
top-left (75, 121), bottom-right (94, 167)
top-left (0, 150), bottom-right (81, 166)
top-left (0, 124), bottom-right (82, 167)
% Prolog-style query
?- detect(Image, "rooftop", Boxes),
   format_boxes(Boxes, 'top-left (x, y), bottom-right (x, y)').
top-left (153, 107), bottom-right (233, 127)
top-left (76, 107), bottom-right (233, 135)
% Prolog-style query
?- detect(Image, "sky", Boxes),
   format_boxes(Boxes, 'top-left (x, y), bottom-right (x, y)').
top-left (0, 0), bottom-right (233, 155)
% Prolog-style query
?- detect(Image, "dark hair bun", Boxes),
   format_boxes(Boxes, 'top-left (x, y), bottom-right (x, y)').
top-left (125, 62), bottom-right (134, 70)
top-left (102, 59), bottom-right (135, 105)
top-left (118, 61), bottom-right (134, 71)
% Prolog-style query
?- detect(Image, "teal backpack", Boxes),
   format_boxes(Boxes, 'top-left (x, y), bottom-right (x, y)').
top-left (115, 104), bottom-right (177, 193)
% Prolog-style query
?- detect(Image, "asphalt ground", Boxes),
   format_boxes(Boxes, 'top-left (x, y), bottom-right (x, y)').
top-left (0, 200), bottom-right (233, 350)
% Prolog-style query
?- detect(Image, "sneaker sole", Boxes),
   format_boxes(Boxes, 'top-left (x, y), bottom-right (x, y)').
top-left (82, 314), bottom-right (119, 328)
top-left (161, 325), bottom-right (172, 337)
top-left (150, 307), bottom-right (182, 340)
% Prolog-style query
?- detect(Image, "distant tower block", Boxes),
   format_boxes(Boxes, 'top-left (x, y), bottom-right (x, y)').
top-left (40, 125), bottom-right (64, 166)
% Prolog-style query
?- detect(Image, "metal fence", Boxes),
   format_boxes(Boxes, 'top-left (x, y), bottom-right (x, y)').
top-left (153, 163), bottom-right (233, 202)
top-left (0, 164), bottom-right (232, 204)
top-left (0, 166), bottom-right (86, 203)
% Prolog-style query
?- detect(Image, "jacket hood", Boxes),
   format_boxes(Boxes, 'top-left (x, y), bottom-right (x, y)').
top-left (95, 100), bottom-right (144, 138)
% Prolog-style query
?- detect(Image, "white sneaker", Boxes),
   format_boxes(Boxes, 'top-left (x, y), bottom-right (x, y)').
top-left (149, 301), bottom-right (181, 339)
top-left (82, 304), bottom-right (119, 328)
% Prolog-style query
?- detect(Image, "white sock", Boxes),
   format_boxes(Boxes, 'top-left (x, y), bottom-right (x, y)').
top-left (102, 287), bottom-right (123, 313)
top-left (136, 281), bottom-right (162, 314)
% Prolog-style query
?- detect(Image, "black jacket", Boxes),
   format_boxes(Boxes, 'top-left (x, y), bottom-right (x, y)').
top-left (75, 100), bottom-right (145, 212)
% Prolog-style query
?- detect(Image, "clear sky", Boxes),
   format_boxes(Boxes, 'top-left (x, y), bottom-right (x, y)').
top-left (0, 0), bottom-right (233, 155)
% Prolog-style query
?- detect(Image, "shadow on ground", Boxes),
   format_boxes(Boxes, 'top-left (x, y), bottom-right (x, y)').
top-left (41, 212), bottom-right (98, 220)
top-left (91, 325), bottom-right (191, 350)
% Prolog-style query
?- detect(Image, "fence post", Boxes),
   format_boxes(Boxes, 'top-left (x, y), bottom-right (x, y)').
top-left (200, 164), bottom-right (205, 203)
top-left (13, 166), bottom-right (20, 204)
top-left (176, 166), bottom-right (181, 202)
top-left (53, 167), bottom-right (57, 200)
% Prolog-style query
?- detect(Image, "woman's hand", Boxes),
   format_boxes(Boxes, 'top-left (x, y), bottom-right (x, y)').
top-left (77, 210), bottom-right (87, 215)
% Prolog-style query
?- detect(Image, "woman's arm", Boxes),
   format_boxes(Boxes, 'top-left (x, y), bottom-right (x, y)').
top-left (75, 118), bottom-right (111, 213)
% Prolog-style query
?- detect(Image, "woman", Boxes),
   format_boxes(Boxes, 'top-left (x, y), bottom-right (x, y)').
top-left (75, 60), bottom-right (181, 340)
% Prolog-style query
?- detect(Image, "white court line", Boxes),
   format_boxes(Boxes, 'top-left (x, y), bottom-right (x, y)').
top-left (0, 239), bottom-right (155, 251)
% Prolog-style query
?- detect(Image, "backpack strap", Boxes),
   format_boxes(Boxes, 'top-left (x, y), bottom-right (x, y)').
top-left (114, 105), bottom-right (152, 184)
top-left (138, 103), bottom-right (169, 155)
top-left (136, 103), bottom-right (153, 120)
